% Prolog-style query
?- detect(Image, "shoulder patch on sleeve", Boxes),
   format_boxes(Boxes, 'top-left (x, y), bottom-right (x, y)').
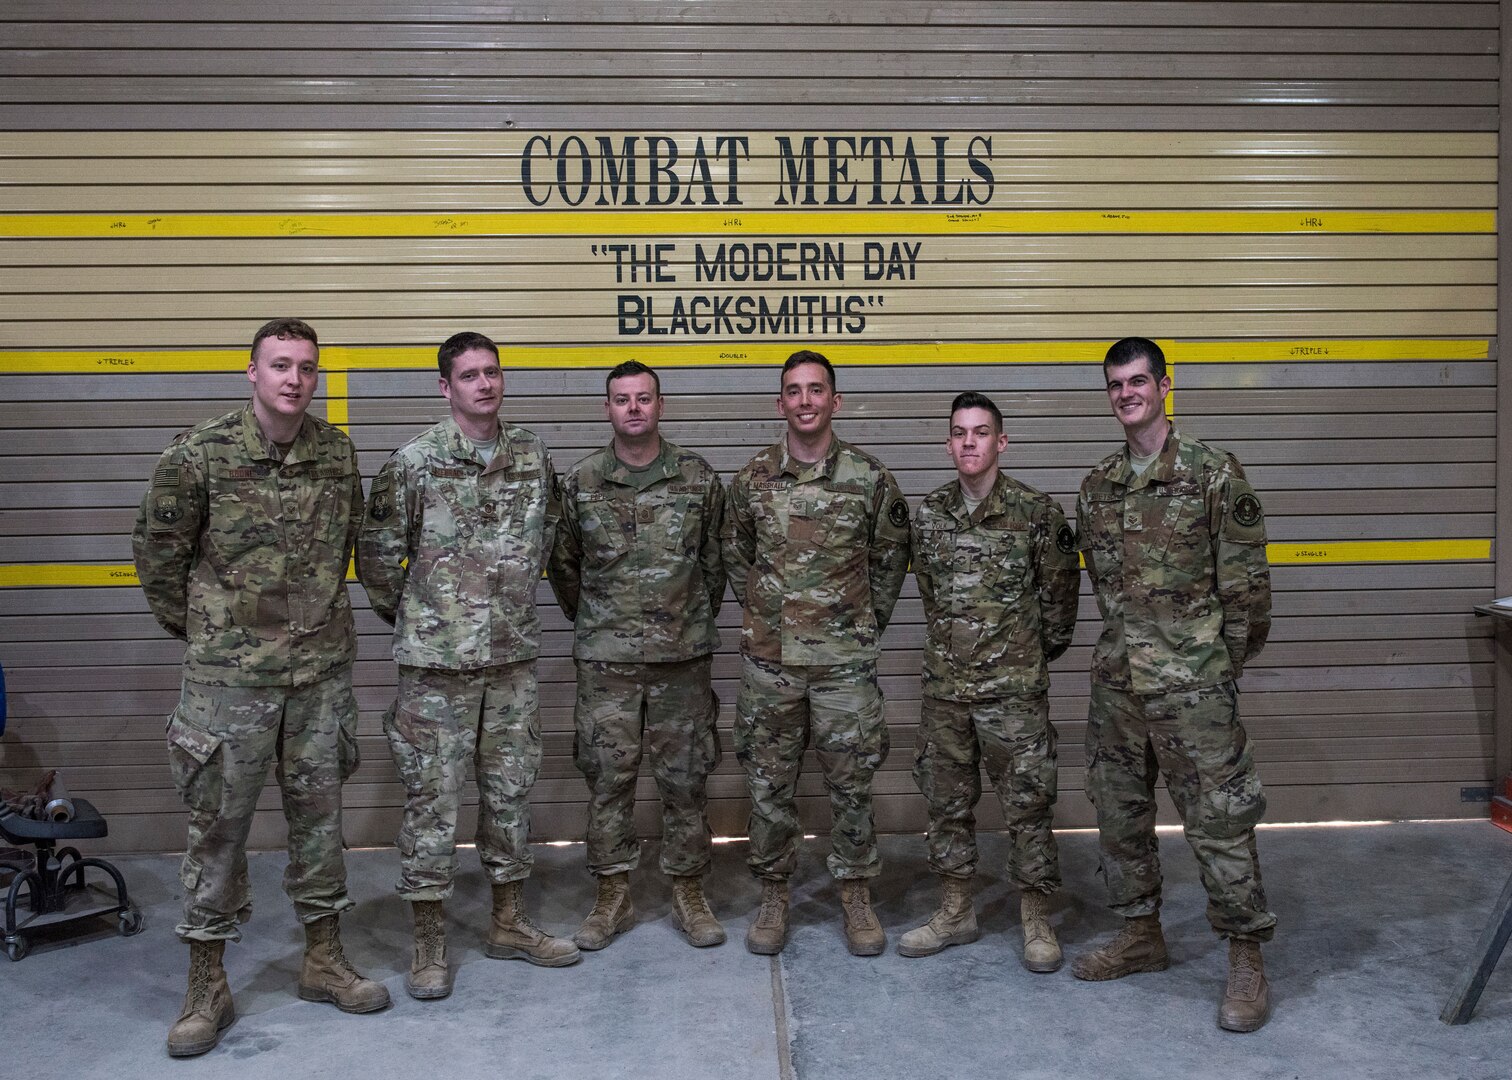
top-left (1222, 479), bottom-right (1267, 543)
top-left (888, 497), bottom-right (910, 529)
top-left (1056, 523), bottom-right (1076, 554)
top-left (152, 494), bottom-right (183, 525)
top-left (153, 463), bottom-right (179, 489)
top-left (367, 476), bottom-right (393, 522)
top-left (1233, 491), bottom-right (1262, 528)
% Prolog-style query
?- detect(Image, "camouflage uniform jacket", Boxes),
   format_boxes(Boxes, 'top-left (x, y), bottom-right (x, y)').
top-left (131, 403), bottom-right (363, 688)
top-left (723, 436), bottom-right (911, 664)
top-left (548, 438), bottom-right (725, 663)
top-left (357, 417), bottom-right (560, 670)
top-left (913, 472), bottom-right (1080, 702)
top-left (1076, 427), bottom-right (1270, 695)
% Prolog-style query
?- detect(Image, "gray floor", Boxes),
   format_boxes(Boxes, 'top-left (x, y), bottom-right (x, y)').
top-left (3, 821), bottom-right (1511, 1079)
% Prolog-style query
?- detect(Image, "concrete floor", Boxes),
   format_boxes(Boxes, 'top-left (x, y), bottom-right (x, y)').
top-left (3, 821), bottom-right (1511, 1080)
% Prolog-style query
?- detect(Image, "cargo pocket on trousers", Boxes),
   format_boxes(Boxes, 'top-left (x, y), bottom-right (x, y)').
top-left (383, 702), bottom-right (425, 795)
top-left (179, 854), bottom-right (204, 891)
top-left (1199, 756), bottom-right (1267, 838)
top-left (166, 711), bottom-right (224, 812)
top-left (336, 697), bottom-right (361, 783)
top-left (700, 689), bottom-right (723, 774)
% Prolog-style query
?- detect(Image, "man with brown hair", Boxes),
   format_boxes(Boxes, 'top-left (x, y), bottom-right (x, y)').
top-left (134, 318), bottom-right (389, 1058)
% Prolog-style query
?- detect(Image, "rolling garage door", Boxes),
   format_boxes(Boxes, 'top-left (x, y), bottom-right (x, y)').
top-left (0, 1), bottom-right (1500, 851)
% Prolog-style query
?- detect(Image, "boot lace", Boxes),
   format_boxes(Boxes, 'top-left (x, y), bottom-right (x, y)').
top-left (186, 945), bottom-right (215, 1007)
top-left (507, 890), bottom-right (547, 940)
top-left (417, 909), bottom-right (446, 961)
top-left (1227, 944), bottom-right (1261, 999)
top-left (756, 884), bottom-right (786, 928)
top-left (591, 877), bottom-right (622, 914)
top-left (1109, 920), bottom-right (1146, 953)
top-left (1021, 894), bottom-right (1053, 943)
top-left (842, 885), bottom-right (879, 930)
top-left (317, 919), bottom-right (361, 978)
top-left (676, 880), bottom-right (714, 921)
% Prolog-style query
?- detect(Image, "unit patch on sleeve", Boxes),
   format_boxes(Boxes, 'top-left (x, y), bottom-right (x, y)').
top-left (368, 477), bottom-right (393, 522)
top-left (1056, 524), bottom-right (1076, 554)
top-left (888, 498), bottom-right (910, 529)
top-left (1232, 492), bottom-right (1263, 528)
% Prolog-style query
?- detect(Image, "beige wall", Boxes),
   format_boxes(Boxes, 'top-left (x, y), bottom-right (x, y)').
top-left (0, 2), bottom-right (1499, 852)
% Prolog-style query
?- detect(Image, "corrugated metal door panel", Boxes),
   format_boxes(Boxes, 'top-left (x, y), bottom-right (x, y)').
top-left (0, 3), bottom-right (1498, 854)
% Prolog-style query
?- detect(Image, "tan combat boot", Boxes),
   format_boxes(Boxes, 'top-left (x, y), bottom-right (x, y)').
top-left (839, 879), bottom-right (886, 957)
top-left (1218, 939), bottom-right (1271, 1032)
top-left (1070, 914), bottom-right (1169, 981)
top-left (406, 900), bottom-right (452, 1001)
top-left (745, 879), bottom-right (790, 955)
top-left (297, 916), bottom-right (392, 1013)
top-left (897, 876), bottom-right (978, 958)
top-left (166, 939), bottom-right (235, 1058)
top-left (573, 872), bottom-right (634, 951)
top-left (670, 875), bottom-right (726, 947)
top-left (1020, 890), bottom-right (1063, 973)
top-left (486, 881), bottom-right (581, 966)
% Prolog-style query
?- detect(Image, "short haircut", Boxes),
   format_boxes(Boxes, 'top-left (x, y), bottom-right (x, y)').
top-left (251, 318), bottom-right (318, 363)
top-left (438, 331), bottom-right (499, 380)
top-left (949, 391), bottom-right (1003, 434)
top-left (605, 359), bottom-right (661, 397)
top-left (781, 348), bottom-right (836, 392)
top-left (1104, 336), bottom-right (1166, 380)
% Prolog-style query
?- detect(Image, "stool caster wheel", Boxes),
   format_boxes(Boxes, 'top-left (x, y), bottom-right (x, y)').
top-left (119, 907), bottom-right (144, 936)
top-left (6, 935), bottom-right (28, 961)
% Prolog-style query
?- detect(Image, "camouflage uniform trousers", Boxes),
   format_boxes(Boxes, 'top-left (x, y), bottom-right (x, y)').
top-left (734, 655), bottom-right (889, 881)
top-left (914, 693), bottom-right (1060, 893)
top-left (574, 656), bottom-right (721, 878)
top-left (1085, 680), bottom-right (1276, 941)
top-left (165, 672), bottom-right (360, 943)
top-left (386, 661), bottom-right (542, 902)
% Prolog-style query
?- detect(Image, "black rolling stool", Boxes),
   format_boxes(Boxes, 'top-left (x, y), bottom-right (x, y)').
top-left (0, 798), bottom-right (143, 961)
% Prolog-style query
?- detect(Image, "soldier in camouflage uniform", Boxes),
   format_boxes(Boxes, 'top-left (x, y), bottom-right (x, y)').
top-left (1071, 337), bottom-right (1276, 1033)
top-left (547, 360), bottom-right (727, 952)
top-left (358, 331), bottom-right (578, 1001)
top-left (724, 350), bottom-right (911, 957)
top-left (899, 392), bottom-right (1079, 971)
top-left (132, 318), bottom-right (389, 1058)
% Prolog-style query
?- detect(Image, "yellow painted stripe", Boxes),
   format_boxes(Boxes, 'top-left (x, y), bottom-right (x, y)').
top-left (0, 564), bottom-right (141, 588)
top-left (324, 371), bottom-right (349, 431)
top-left (1268, 539), bottom-right (1492, 564)
top-left (0, 339), bottom-right (1490, 375)
top-left (0, 541), bottom-right (1490, 588)
top-left (0, 209), bottom-right (1493, 239)
top-left (1177, 339), bottom-right (1491, 363)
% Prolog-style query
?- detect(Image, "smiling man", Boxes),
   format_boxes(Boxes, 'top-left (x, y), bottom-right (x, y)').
top-left (548, 360), bottom-right (727, 952)
top-left (901, 392), bottom-right (1079, 970)
top-left (133, 318), bottom-right (388, 1057)
top-left (723, 349), bottom-right (911, 956)
top-left (358, 331), bottom-right (578, 1000)
top-left (1073, 337), bottom-right (1275, 1032)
